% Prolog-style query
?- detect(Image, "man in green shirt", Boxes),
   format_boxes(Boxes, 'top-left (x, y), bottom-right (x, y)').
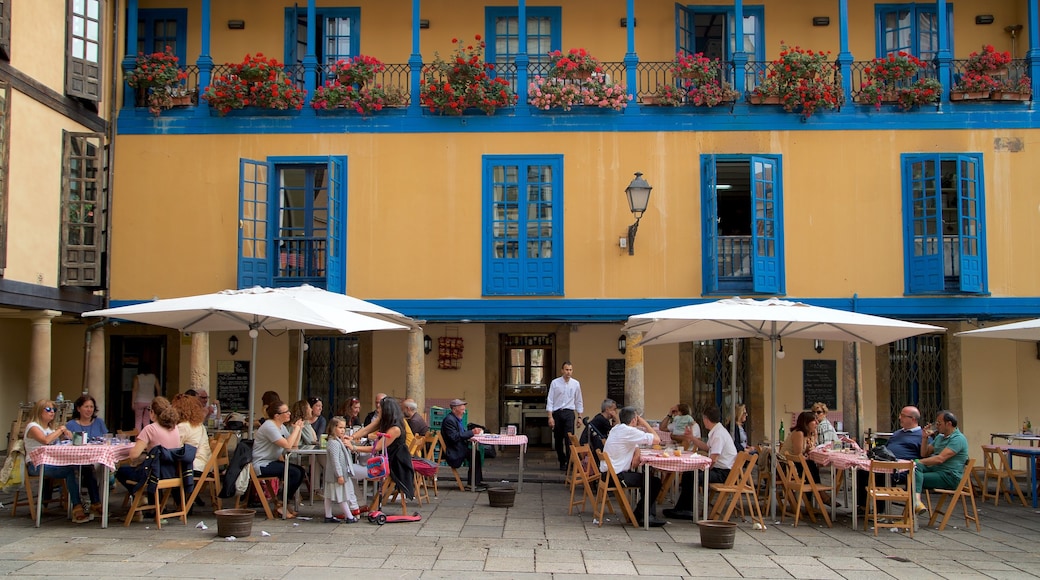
top-left (912, 410), bottom-right (968, 513)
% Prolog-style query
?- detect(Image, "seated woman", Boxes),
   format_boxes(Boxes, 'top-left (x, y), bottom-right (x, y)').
top-left (781, 410), bottom-right (832, 504)
top-left (661, 403), bottom-right (699, 445)
top-left (252, 400), bottom-right (305, 519)
top-left (23, 399), bottom-right (92, 524)
top-left (64, 394), bottom-right (106, 515)
top-left (172, 394), bottom-right (212, 476)
top-left (726, 403), bottom-right (754, 453)
top-left (116, 396), bottom-right (182, 496)
top-left (290, 399), bottom-right (317, 446)
top-left (812, 402), bottom-right (839, 445)
top-left (349, 396), bottom-right (414, 502)
top-left (307, 397), bottom-right (327, 440)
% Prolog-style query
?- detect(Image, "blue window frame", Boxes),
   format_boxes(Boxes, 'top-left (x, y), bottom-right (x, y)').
top-left (238, 156), bottom-right (346, 292)
top-left (485, 7), bottom-right (561, 88)
top-left (701, 154), bottom-right (784, 295)
top-left (876, 3), bottom-right (953, 61)
top-left (901, 153), bottom-right (986, 295)
top-left (136, 8), bottom-right (187, 64)
top-left (676, 5), bottom-right (765, 64)
top-left (285, 7), bottom-right (360, 84)
top-left (483, 155), bottom-right (563, 296)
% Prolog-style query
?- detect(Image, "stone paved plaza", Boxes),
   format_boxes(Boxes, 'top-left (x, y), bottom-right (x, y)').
top-left (1, 447), bottom-right (1039, 579)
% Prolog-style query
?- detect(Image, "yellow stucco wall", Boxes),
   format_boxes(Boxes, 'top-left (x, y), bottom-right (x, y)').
top-left (111, 128), bottom-right (1040, 302)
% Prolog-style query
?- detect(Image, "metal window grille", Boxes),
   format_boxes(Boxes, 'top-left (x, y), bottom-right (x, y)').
top-left (888, 335), bottom-right (946, 430)
top-left (692, 339), bottom-right (750, 426)
top-left (305, 336), bottom-right (359, 417)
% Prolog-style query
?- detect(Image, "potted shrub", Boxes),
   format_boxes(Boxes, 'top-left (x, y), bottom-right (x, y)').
top-left (641, 83), bottom-right (685, 106)
top-left (329, 55), bottom-right (385, 87)
top-left (547, 48), bottom-right (602, 80)
top-left (670, 53), bottom-right (738, 107)
top-left (750, 43), bottom-right (842, 119)
top-left (952, 45), bottom-right (1013, 100)
top-left (202, 53), bottom-right (307, 115)
top-left (859, 53), bottom-right (941, 111)
top-left (419, 35), bottom-right (516, 115)
top-left (312, 81), bottom-right (407, 116)
top-left (125, 46), bottom-right (188, 115)
top-left (528, 76), bottom-right (583, 110)
top-left (991, 76), bottom-right (1032, 101)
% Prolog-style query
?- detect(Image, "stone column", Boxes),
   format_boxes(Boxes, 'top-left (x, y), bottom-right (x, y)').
top-left (624, 331), bottom-right (644, 412)
top-left (27, 310), bottom-right (60, 403)
top-left (406, 327), bottom-right (425, 414)
top-left (190, 332), bottom-right (210, 393)
top-left (86, 326), bottom-right (106, 415)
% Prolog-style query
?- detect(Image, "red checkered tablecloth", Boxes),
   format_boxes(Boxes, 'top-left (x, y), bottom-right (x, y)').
top-left (655, 429), bottom-right (674, 445)
top-left (29, 443), bottom-right (134, 471)
top-left (636, 450), bottom-right (712, 473)
top-left (473, 434), bottom-right (528, 446)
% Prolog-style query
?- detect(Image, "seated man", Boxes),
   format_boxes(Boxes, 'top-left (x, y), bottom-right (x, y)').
top-left (912, 410), bottom-right (969, 513)
top-left (857, 406), bottom-right (922, 510)
top-left (660, 403), bottom-right (699, 445)
top-left (440, 398), bottom-right (484, 489)
top-left (664, 406), bottom-right (736, 520)
top-left (600, 406), bottom-right (666, 527)
top-left (580, 398), bottom-right (618, 453)
top-left (402, 398), bottom-right (429, 437)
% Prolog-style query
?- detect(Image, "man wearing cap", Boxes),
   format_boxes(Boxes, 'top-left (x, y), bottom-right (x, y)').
top-left (441, 399), bottom-right (484, 489)
top-left (547, 361), bottom-right (583, 471)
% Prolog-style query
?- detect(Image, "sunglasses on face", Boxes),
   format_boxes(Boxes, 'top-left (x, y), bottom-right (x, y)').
top-left (44, 407), bottom-right (54, 413)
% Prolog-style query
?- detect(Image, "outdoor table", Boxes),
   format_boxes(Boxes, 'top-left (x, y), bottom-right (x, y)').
top-left (29, 441), bottom-right (133, 528)
top-left (1000, 445), bottom-right (1040, 508)
top-left (809, 447), bottom-right (870, 528)
top-left (655, 429), bottom-right (674, 445)
top-left (282, 445), bottom-right (327, 518)
top-left (991, 433), bottom-right (1040, 446)
top-left (635, 449), bottom-right (712, 530)
top-left (472, 434), bottom-right (528, 492)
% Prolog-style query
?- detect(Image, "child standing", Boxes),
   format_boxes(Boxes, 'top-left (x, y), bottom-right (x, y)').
top-left (323, 416), bottom-right (361, 523)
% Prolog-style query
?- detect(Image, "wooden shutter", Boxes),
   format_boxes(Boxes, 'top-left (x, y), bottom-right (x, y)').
top-left (238, 158), bottom-right (272, 289)
top-left (0, 81), bottom-right (8, 270)
top-left (700, 155), bottom-right (719, 294)
top-left (0, 0), bottom-right (11, 60)
top-left (66, 0), bottom-right (103, 101)
top-left (60, 132), bottom-right (105, 287)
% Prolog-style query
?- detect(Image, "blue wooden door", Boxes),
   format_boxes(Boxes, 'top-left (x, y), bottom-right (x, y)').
top-left (956, 155), bottom-right (983, 293)
top-left (700, 155), bottom-right (719, 294)
top-left (904, 156), bottom-right (943, 293)
top-left (750, 156), bottom-right (781, 294)
top-left (238, 158), bottom-right (272, 289)
top-left (325, 157), bottom-right (346, 293)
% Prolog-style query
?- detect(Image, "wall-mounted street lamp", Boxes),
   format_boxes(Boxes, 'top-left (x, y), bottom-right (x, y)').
top-left (424, 334), bottom-right (433, 355)
top-left (618, 334), bottom-right (627, 354)
top-left (227, 335), bottom-right (239, 355)
top-left (624, 172), bottom-right (653, 256)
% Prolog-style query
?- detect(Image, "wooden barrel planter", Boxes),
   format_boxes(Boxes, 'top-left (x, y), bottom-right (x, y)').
top-left (487, 486), bottom-right (516, 508)
top-left (215, 508), bottom-right (256, 537)
top-left (697, 520), bottom-right (737, 549)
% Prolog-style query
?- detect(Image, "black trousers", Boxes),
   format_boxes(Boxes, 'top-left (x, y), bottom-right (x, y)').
top-left (616, 469), bottom-right (663, 518)
top-left (674, 467), bottom-right (731, 512)
top-left (552, 409), bottom-right (576, 468)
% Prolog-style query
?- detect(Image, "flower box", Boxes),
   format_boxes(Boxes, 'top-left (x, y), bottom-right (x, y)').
top-left (950, 91), bottom-right (991, 101)
top-left (170, 95), bottom-right (194, 107)
top-left (990, 91), bottom-right (1030, 101)
top-left (748, 95), bottom-right (781, 105)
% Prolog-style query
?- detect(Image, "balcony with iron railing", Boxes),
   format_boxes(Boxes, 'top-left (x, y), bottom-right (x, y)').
top-left (120, 57), bottom-right (1037, 134)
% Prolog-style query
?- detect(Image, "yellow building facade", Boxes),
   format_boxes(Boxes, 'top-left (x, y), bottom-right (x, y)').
top-left (4, 0), bottom-right (1040, 457)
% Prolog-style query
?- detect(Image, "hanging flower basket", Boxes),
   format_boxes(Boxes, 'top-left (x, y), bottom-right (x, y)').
top-left (950, 91), bottom-right (991, 101)
top-left (989, 91), bottom-right (1029, 101)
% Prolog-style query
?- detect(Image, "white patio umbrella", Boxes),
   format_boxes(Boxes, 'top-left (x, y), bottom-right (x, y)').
top-left (956, 318), bottom-right (1040, 341)
top-left (623, 297), bottom-right (945, 517)
top-left (83, 286), bottom-right (411, 436)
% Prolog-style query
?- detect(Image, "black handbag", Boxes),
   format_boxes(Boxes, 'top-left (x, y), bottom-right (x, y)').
top-left (867, 444), bottom-right (898, 462)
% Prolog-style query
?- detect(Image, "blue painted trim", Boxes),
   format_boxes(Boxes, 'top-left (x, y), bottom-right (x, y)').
top-left (135, 8), bottom-right (188, 62)
top-left (105, 296), bottom-right (1040, 323)
top-left (116, 102), bottom-right (1040, 135)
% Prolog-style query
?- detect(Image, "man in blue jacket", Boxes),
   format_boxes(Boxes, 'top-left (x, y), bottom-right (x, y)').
top-left (441, 398), bottom-right (484, 490)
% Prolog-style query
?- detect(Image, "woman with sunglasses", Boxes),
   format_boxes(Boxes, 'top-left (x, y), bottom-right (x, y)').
top-left (252, 400), bottom-right (305, 518)
top-left (811, 402), bottom-right (839, 445)
top-left (23, 400), bottom-right (92, 523)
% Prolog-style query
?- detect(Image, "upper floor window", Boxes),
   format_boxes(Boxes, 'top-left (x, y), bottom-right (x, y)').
top-left (677, 4), bottom-right (764, 85)
top-left (485, 7), bottom-right (561, 88)
top-left (61, 132), bottom-right (105, 287)
top-left (238, 157), bottom-right (346, 292)
top-left (137, 9), bottom-right (187, 64)
top-left (0, 0), bottom-right (11, 60)
top-left (901, 153), bottom-right (987, 294)
top-left (876, 3), bottom-right (953, 61)
top-left (285, 7), bottom-right (360, 84)
top-left (483, 155), bottom-right (563, 296)
top-left (701, 154), bottom-right (784, 295)
top-left (67, 0), bottom-right (103, 101)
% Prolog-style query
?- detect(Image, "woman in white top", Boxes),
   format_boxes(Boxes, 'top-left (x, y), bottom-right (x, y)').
top-left (131, 362), bottom-right (161, 431)
top-left (23, 399), bottom-right (92, 523)
top-left (172, 394), bottom-right (212, 474)
top-left (252, 400), bottom-right (305, 518)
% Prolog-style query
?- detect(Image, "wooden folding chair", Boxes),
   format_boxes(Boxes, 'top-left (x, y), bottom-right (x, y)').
top-left (781, 453), bottom-right (832, 527)
top-left (592, 450), bottom-right (639, 527)
top-left (864, 460), bottom-right (915, 537)
top-left (10, 465), bottom-right (69, 520)
top-left (428, 431), bottom-right (465, 492)
top-left (234, 463), bottom-right (276, 520)
top-left (409, 435), bottom-right (430, 506)
top-left (422, 432), bottom-right (443, 497)
top-left (568, 441), bottom-right (596, 515)
top-left (981, 445), bottom-right (1028, 507)
top-left (124, 452), bottom-right (193, 529)
top-left (927, 458), bottom-right (981, 531)
top-left (709, 451), bottom-right (763, 527)
top-left (185, 438), bottom-right (225, 512)
top-left (565, 433), bottom-right (581, 488)
top-left (708, 452), bottom-right (749, 516)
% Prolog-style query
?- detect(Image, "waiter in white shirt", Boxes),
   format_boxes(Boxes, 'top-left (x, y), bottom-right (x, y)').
top-left (547, 361), bottom-right (583, 471)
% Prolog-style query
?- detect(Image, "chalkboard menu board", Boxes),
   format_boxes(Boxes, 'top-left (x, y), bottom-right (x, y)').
top-left (606, 359), bottom-right (625, 407)
top-left (802, 359), bottom-right (837, 410)
top-left (217, 360), bottom-right (250, 413)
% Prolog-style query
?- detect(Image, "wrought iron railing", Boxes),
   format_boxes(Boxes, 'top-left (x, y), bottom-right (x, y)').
top-left (718, 236), bottom-right (752, 279)
top-left (276, 237), bottom-right (327, 280)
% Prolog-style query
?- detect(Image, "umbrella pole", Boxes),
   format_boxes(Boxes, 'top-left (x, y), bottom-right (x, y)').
top-left (297, 331), bottom-right (305, 402)
top-left (769, 326), bottom-right (778, 520)
top-left (248, 331), bottom-right (258, 438)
